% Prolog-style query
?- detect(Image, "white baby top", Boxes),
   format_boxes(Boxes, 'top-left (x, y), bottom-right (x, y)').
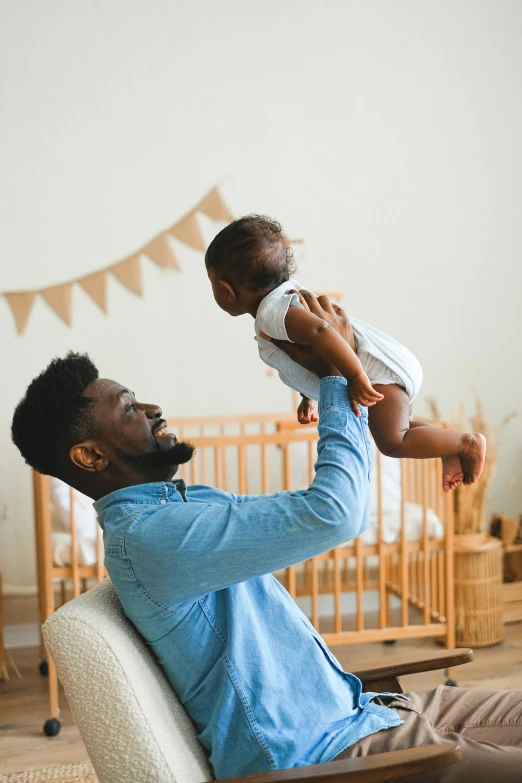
top-left (254, 280), bottom-right (423, 403)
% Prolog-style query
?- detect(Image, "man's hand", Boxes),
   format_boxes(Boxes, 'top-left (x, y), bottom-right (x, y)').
top-left (267, 290), bottom-right (351, 378)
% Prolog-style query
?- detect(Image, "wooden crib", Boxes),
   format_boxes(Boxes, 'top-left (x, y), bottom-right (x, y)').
top-left (172, 412), bottom-right (455, 647)
top-left (33, 411), bottom-right (455, 735)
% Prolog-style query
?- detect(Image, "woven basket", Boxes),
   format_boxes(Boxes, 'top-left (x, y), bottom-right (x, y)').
top-left (454, 532), bottom-right (504, 647)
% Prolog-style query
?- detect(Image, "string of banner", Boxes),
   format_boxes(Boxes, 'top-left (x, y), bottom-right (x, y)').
top-left (2, 186), bottom-right (234, 335)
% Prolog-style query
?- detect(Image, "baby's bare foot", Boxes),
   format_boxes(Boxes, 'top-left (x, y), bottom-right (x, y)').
top-left (442, 455), bottom-right (465, 493)
top-left (460, 433), bottom-right (487, 486)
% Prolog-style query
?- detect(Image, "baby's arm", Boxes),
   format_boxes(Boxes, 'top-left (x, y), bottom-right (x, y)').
top-left (285, 306), bottom-right (383, 415)
top-left (297, 394), bottom-right (318, 424)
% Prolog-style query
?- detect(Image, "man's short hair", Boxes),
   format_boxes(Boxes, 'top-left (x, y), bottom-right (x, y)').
top-left (11, 351), bottom-right (99, 477)
top-left (205, 214), bottom-right (296, 292)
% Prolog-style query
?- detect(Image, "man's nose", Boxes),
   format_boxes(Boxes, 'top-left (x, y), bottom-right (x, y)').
top-left (144, 404), bottom-right (162, 420)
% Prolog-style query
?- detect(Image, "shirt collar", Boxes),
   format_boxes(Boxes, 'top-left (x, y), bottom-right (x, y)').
top-left (93, 479), bottom-right (187, 515)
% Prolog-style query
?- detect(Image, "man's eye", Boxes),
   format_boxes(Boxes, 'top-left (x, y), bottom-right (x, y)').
top-left (126, 404), bottom-right (136, 413)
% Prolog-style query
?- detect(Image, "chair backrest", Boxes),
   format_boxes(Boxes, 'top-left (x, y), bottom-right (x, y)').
top-left (43, 578), bottom-right (213, 783)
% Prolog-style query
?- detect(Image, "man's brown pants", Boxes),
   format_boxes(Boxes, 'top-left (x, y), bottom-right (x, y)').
top-left (336, 686), bottom-right (522, 781)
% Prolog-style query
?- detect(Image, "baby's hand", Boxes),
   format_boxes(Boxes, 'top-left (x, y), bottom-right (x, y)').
top-left (297, 396), bottom-right (318, 425)
top-left (348, 372), bottom-right (384, 417)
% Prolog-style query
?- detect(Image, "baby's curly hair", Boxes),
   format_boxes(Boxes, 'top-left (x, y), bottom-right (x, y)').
top-left (11, 351), bottom-right (99, 478)
top-left (205, 214), bottom-right (296, 293)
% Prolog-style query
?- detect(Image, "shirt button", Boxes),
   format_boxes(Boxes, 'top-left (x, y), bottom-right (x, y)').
top-left (160, 499), bottom-right (167, 504)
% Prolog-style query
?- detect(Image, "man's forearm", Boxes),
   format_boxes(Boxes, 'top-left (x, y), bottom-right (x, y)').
top-left (303, 376), bottom-right (370, 542)
top-left (310, 326), bottom-right (363, 381)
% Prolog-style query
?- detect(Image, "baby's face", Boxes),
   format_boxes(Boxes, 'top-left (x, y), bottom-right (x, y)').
top-left (207, 268), bottom-right (246, 317)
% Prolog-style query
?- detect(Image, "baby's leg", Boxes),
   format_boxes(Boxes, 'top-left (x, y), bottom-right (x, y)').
top-left (368, 384), bottom-right (486, 492)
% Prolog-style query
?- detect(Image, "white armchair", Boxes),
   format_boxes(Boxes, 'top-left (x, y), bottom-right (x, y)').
top-left (43, 579), bottom-right (463, 783)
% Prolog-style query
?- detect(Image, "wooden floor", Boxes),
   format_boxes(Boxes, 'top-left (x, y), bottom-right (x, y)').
top-left (0, 647), bottom-right (90, 774)
top-left (3, 626), bottom-right (522, 774)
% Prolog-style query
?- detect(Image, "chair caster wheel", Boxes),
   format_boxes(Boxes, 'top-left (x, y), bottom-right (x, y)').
top-left (39, 659), bottom-right (49, 677)
top-left (43, 718), bottom-right (61, 736)
top-left (383, 640), bottom-right (397, 646)
top-left (445, 678), bottom-right (458, 687)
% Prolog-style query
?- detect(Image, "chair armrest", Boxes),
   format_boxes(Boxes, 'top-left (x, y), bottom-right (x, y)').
top-left (226, 742), bottom-right (461, 782)
top-left (352, 648), bottom-right (473, 685)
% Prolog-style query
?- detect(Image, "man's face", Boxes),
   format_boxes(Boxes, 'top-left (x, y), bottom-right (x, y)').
top-left (82, 378), bottom-right (193, 481)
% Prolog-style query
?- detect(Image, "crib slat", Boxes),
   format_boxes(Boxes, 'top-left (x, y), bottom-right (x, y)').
top-left (201, 448), bottom-right (208, 485)
top-left (283, 445), bottom-right (291, 490)
top-left (333, 548), bottom-right (342, 633)
top-left (400, 464), bottom-right (409, 627)
top-left (215, 446), bottom-right (223, 488)
top-left (355, 536), bottom-right (364, 631)
top-left (438, 550), bottom-right (445, 620)
top-left (33, 473), bottom-right (55, 626)
top-left (311, 558), bottom-right (319, 630)
top-left (443, 489), bottom-right (456, 649)
top-left (308, 441), bottom-right (315, 484)
top-left (220, 427), bottom-right (228, 490)
top-left (435, 460), bottom-right (440, 514)
top-left (376, 451), bottom-right (387, 630)
top-left (422, 460), bottom-right (430, 624)
top-left (431, 550), bottom-right (437, 622)
top-left (69, 488), bottom-right (81, 598)
top-left (238, 445), bottom-right (247, 494)
top-left (261, 444), bottom-right (269, 493)
top-left (410, 545), bottom-right (417, 605)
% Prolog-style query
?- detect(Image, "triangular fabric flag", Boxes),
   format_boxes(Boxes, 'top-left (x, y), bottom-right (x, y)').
top-left (41, 283), bottom-right (73, 325)
top-left (169, 211), bottom-right (206, 251)
top-left (111, 255), bottom-right (143, 296)
top-left (196, 187), bottom-right (234, 222)
top-left (286, 237), bottom-right (304, 245)
top-left (4, 291), bottom-right (37, 334)
top-left (78, 270), bottom-right (108, 313)
top-left (142, 233), bottom-right (180, 269)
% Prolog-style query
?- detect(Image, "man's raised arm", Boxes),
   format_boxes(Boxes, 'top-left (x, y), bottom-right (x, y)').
top-left (126, 295), bottom-right (372, 604)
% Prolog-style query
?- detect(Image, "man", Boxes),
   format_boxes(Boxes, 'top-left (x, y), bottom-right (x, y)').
top-left (12, 294), bottom-right (522, 781)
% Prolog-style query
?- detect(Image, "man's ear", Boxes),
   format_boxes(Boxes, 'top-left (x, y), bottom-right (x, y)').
top-left (69, 441), bottom-right (108, 473)
top-left (219, 279), bottom-right (237, 303)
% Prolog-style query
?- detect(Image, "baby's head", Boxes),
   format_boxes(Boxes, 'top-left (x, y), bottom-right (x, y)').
top-left (205, 214), bottom-right (296, 316)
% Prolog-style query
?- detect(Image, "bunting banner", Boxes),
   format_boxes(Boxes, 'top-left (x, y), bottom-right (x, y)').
top-left (2, 186), bottom-right (233, 334)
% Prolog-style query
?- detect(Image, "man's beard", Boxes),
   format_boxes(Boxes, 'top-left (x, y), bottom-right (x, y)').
top-left (115, 440), bottom-right (195, 469)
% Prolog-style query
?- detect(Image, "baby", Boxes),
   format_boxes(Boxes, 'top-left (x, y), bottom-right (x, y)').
top-left (206, 215), bottom-right (486, 492)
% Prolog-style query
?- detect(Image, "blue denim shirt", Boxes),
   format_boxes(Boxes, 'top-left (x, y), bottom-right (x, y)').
top-left (94, 378), bottom-right (401, 779)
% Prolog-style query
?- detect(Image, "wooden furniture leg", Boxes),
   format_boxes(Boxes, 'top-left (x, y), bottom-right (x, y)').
top-left (33, 472), bottom-right (61, 735)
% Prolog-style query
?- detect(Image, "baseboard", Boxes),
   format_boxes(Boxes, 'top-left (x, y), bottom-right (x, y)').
top-left (2, 584), bottom-right (38, 596)
top-left (4, 621), bottom-right (40, 649)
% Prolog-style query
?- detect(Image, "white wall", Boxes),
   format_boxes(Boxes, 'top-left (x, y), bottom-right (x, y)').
top-left (1, 0), bottom-right (521, 592)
